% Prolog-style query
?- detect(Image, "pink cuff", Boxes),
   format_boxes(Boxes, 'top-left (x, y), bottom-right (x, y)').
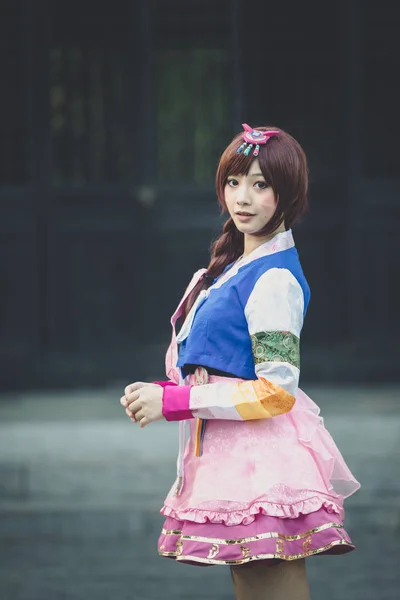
top-left (152, 380), bottom-right (178, 389)
top-left (162, 385), bottom-right (193, 421)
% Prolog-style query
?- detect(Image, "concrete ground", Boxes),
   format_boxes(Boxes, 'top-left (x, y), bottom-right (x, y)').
top-left (0, 384), bottom-right (399, 600)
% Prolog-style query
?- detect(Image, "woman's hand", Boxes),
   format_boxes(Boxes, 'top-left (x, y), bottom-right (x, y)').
top-left (120, 382), bottom-right (164, 428)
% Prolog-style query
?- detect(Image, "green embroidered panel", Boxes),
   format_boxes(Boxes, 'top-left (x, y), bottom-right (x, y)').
top-left (251, 331), bottom-right (300, 369)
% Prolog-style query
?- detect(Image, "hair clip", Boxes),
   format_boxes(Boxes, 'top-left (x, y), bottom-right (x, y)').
top-left (236, 124), bottom-right (279, 156)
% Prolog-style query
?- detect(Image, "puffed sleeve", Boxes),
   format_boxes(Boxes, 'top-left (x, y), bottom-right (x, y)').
top-left (162, 268), bottom-right (304, 421)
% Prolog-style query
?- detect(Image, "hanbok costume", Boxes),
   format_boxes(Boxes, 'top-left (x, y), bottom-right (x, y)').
top-left (156, 229), bottom-right (359, 567)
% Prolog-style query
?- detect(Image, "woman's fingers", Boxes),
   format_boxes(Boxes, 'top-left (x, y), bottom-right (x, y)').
top-left (121, 394), bottom-right (137, 409)
top-left (134, 408), bottom-right (145, 422)
top-left (125, 408), bottom-right (136, 422)
top-left (124, 405), bottom-right (150, 428)
top-left (121, 384), bottom-right (155, 428)
top-left (124, 381), bottom-right (147, 396)
top-left (127, 398), bottom-right (141, 414)
top-left (120, 392), bottom-right (139, 408)
top-left (125, 389), bottom-right (141, 406)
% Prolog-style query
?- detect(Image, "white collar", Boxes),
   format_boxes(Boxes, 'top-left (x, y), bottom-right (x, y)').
top-left (241, 229), bottom-right (294, 263)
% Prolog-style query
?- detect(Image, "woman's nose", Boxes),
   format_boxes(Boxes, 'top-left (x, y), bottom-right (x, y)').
top-left (236, 185), bottom-right (250, 205)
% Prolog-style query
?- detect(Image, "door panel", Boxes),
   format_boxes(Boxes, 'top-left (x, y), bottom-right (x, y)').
top-left (0, 1), bottom-right (39, 388)
top-left (40, 1), bottom-right (146, 384)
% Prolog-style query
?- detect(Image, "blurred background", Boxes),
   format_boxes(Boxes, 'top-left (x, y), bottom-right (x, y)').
top-left (0, 1), bottom-right (399, 599)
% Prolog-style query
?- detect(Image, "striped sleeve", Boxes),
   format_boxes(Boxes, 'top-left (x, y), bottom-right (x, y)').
top-left (162, 268), bottom-right (304, 421)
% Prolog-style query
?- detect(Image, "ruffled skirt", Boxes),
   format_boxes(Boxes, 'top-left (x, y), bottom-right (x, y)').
top-left (158, 388), bottom-right (360, 566)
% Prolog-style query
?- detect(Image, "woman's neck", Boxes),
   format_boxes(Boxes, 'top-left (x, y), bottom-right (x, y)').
top-left (243, 224), bottom-right (286, 258)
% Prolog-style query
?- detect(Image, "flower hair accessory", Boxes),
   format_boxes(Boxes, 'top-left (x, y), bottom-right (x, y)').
top-left (237, 124), bottom-right (279, 157)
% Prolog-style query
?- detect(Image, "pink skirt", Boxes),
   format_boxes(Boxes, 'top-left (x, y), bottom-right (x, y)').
top-left (158, 387), bottom-right (359, 566)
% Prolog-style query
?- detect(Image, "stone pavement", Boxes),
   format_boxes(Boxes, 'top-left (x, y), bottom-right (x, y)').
top-left (0, 385), bottom-right (399, 600)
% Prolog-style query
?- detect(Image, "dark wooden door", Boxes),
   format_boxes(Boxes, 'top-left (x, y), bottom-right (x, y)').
top-left (141, 0), bottom-right (239, 337)
top-left (1, 0), bottom-right (152, 387)
top-left (0, 0), bottom-right (239, 388)
top-left (0, 1), bottom-right (40, 389)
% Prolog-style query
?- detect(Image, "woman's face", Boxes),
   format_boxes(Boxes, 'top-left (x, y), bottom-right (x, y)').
top-left (224, 159), bottom-right (277, 235)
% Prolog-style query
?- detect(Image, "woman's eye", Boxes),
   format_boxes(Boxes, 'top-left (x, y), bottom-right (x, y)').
top-left (255, 181), bottom-right (268, 189)
top-left (227, 179), bottom-right (238, 187)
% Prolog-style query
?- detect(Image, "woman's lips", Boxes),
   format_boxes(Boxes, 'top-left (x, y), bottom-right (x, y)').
top-left (236, 212), bottom-right (255, 222)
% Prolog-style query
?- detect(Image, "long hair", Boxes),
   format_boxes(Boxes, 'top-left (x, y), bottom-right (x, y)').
top-left (182, 125), bottom-right (309, 319)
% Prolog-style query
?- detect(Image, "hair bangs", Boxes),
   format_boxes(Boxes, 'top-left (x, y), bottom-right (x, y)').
top-left (224, 145), bottom-right (254, 177)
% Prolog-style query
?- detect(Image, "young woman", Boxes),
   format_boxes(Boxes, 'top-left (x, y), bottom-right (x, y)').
top-left (121, 124), bottom-right (360, 600)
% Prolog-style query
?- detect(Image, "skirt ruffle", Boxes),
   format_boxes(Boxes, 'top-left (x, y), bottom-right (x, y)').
top-left (158, 507), bottom-right (354, 566)
top-left (160, 493), bottom-right (343, 525)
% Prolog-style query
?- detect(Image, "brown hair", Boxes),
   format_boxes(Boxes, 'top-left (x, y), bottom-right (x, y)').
top-left (182, 125), bottom-right (308, 319)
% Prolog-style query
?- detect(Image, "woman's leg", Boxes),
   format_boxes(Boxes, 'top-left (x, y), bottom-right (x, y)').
top-left (230, 558), bottom-right (310, 600)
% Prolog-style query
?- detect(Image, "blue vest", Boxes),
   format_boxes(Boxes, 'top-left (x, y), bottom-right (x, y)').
top-left (177, 248), bottom-right (310, 380)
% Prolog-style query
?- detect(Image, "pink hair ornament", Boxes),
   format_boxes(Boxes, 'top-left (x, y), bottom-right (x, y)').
top-left (237, 124), bottom-right (280, 157)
